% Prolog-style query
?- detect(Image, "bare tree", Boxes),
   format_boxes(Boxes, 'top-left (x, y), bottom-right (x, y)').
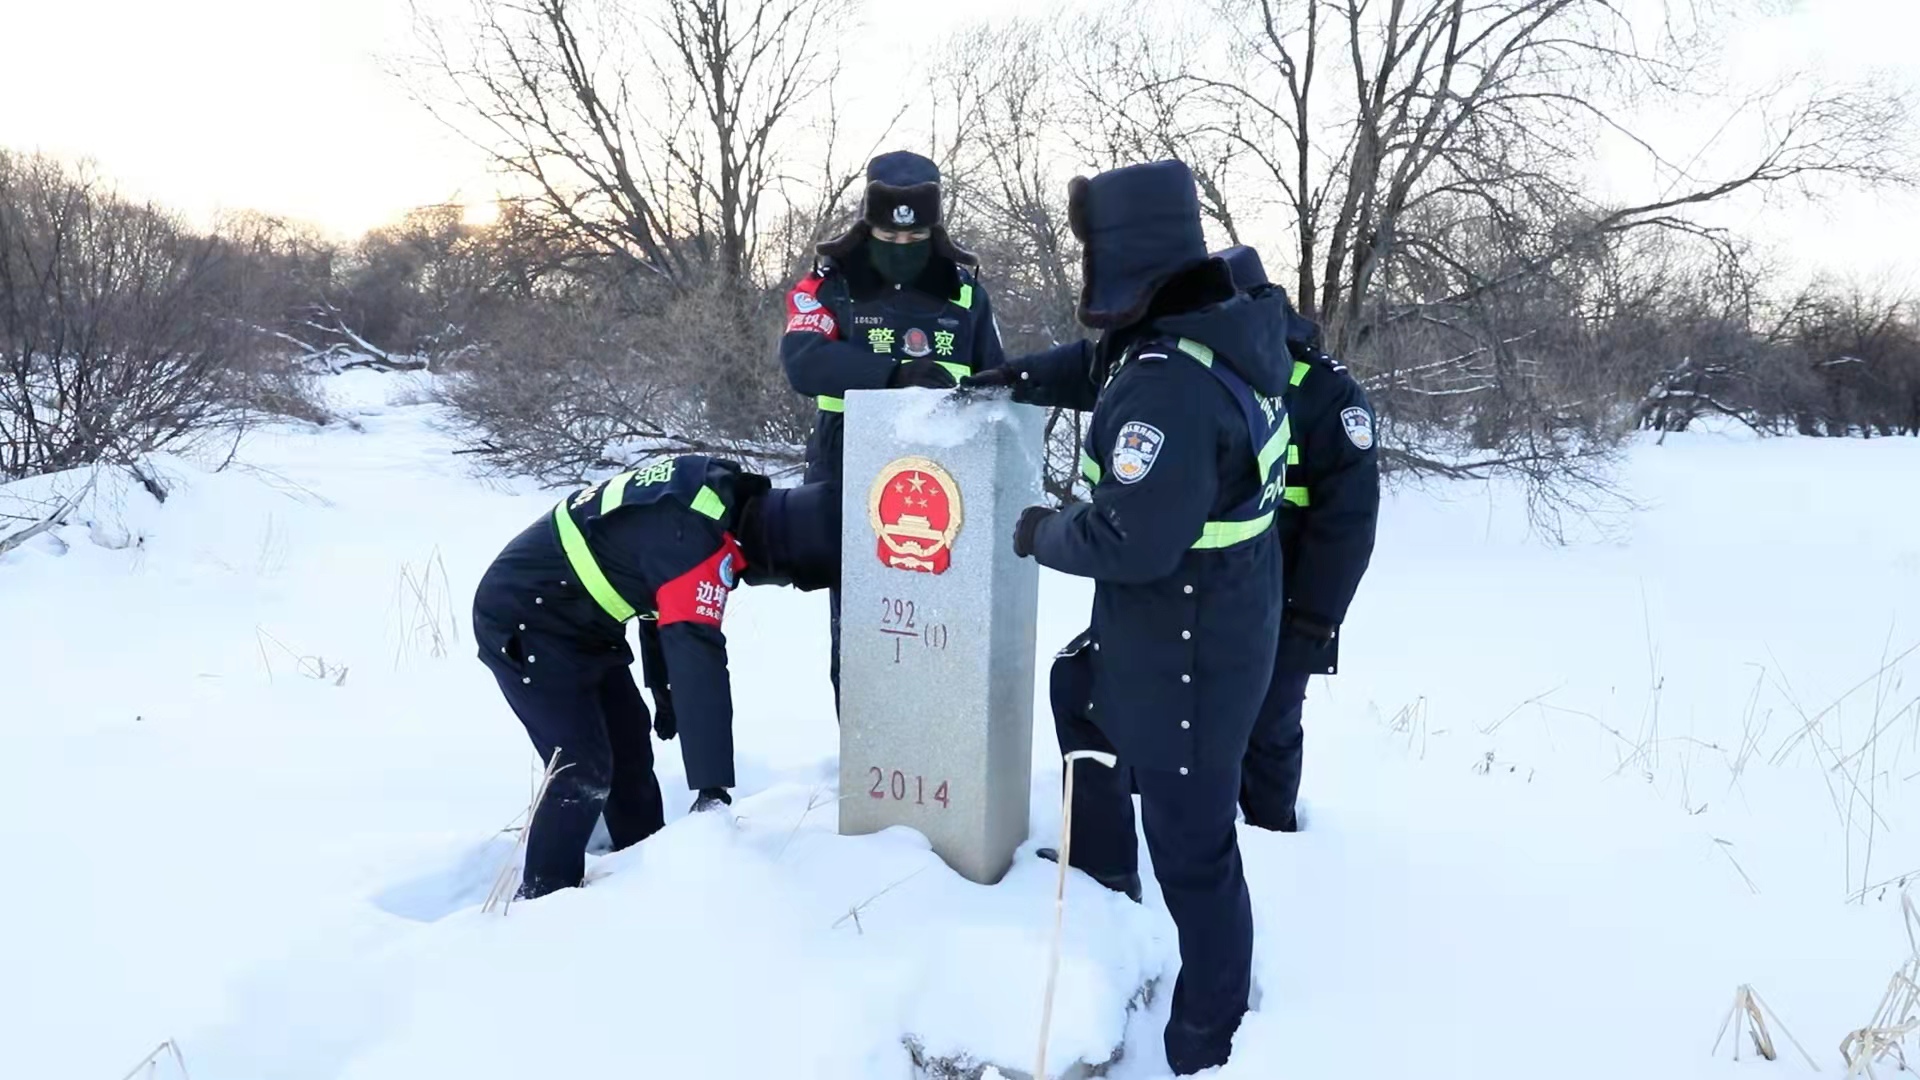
top-left (1189, 0), bottom-right (1908, 353)
top-left (410, 0), bottom-right (853, 294)
top-left (0, 152), bottom-right (297, 486)
top-left (935, 20), bottom-right (1095, 501)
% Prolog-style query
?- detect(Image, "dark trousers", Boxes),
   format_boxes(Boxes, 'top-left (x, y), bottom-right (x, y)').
top-left (1241, 670), bottom-right (1310, 831)
top-left (489, 661), bottom-right (665, 898)
top-left (1050, 651), bottom-right (1253, 1075)
top-left (827, 585), bottom-right (842, 713)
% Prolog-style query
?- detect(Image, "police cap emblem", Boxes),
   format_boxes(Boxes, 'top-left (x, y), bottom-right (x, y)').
top-left (892, 204), bottom-right (916, 226)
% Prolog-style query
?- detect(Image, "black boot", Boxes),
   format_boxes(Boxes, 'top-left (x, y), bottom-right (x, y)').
top-left (690, 787), bottom-right (732, 814)
top-left (1036, 847), bottom-right (1143, 903)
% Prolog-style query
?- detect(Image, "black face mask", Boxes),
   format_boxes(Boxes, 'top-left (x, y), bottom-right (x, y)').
top-left (869, 238), bottom-right (932, 286)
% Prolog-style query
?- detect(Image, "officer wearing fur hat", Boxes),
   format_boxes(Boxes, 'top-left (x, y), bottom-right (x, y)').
top-left (779, 150), bottom-right (1005, 699)
top-left (962, 160), bottom-right (1290, 1075)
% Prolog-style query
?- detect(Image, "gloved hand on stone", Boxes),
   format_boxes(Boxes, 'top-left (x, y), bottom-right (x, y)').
top-left (1012, 505), bottom-right (1054, 559)
top-left (888, 359), bottom-right (959, 390)
top-left (958, 366), bottom-right (1018, 390)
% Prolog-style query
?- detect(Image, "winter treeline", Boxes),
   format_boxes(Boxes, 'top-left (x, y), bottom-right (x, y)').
top-left (3, 0), bottom-right (1918, 515)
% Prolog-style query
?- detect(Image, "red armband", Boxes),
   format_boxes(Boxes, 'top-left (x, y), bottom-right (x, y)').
top-left (785, 275), bottom-right (838, 337)
top-left (656, 535), bottom-right (747, 629)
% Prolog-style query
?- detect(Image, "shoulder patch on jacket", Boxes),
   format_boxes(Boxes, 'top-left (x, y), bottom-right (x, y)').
top-left (1111, 421), bottom-right (1165, 484)
top-left (785, 275), bottom-right (838, 337)
top-left (1341, 406), bottom-right (1374, 450)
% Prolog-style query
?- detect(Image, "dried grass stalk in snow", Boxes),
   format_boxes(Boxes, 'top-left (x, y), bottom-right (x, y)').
top-left (1841, 891), bottom-right (1920, 1076)
top-left (1712, 984), bottom-right (1816, 1069)
top-left (117, 1039), bottom-right (190, 1079)
top-left (483, 748), bottom-right (570, 915)
top-left (390, 547), bottom-right (461, 667)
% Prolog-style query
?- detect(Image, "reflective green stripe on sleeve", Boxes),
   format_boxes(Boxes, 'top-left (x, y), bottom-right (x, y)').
top-left (690, 486), bottom-right (726, 521)
top-left (817, 396), bottom-right (845, 413)
top-left (552, 503), bottom-right (637, 623)
top-left (1283, 486), bottom-right (1310, 508)
top-left (1290, 359), bottom-right (1310, 387)
top-left (1287, 444), bottom-right (1300, 466)
top-left (1191, 512), bottom-right (1274, 549)
top-left (953, 284), bottom-right (974, 310)
top-left (936, 361), bottom-right (970, 382)
top-left (1079, 450), bottom-right (1102, 485)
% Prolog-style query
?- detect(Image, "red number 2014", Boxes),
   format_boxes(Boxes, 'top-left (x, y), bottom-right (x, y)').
top-left (868, 767), bottom-right (950, 809)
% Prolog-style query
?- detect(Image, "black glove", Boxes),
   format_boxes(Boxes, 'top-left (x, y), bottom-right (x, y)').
top-left (1012, 505), bottom-right (1053, 559)
top-left (1277, 610), bottom-right (1340, 676)
top-left (650, 689), bottom-right (678, 741)
top-left (1285, 610), bottom-right (1337, 643)
top-left (888, 359), bottom-right (959, 389)
top-left (958, 366), bottom-right (1018, 390)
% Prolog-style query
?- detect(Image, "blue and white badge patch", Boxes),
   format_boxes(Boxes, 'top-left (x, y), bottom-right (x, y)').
top-left (1341, 406), bottom-right (1374, 450)
top-left (1112, 421), bottom-right (1165, 484)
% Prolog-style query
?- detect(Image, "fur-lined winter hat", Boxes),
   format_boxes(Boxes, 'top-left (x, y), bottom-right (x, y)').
top-left (1068, 159), bottom-right (1214, 329)
top-left (817, 151), bottom-right (977, 266)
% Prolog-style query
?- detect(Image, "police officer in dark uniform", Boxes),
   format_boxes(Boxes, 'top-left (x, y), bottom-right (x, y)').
top-left (780, 150), bottom-right (1005, 700)
top-left (1213, 246), bottom-right (1381, 833)
top-left (472, 456), bottom-right (836, 900)
top-left (962, 160), bottom-right (1291, 1076)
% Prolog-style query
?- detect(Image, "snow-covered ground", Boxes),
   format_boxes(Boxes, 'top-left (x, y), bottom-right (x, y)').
top-left (4, 371), bottom-right (1918, 1079)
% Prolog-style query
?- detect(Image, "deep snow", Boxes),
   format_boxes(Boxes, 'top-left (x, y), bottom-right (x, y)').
top-left (3, 370), bottom-right (1918, 1080)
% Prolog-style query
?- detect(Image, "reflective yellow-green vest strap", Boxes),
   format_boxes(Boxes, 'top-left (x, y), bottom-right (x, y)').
top-left (1255, 415), bottom-right (1292, 481)
top-left (690, 485), bottom-right (726, 520)
top-left (953, 283), bottom-right (974, 310)
top-left (600, 471), bottom-right (636, 515)
top-left (1287, 444), bottom-right (1300, 466)
top-left (817, 395), bottom-right (845, 413)
top-left (1283, 486), bottom-right (1310, 507)
top-left (1080, 450), bottom-right (1102, 485)
top-left (936, 360), bottom-right (969, 382)
top-left (552, 503), bottom-right (638, 623)
top-left (1192, 512), bottom-right (1275, 550)
top-left (1290, 359), bottom-right (1310, 387)
top-left (1176, 338), bottom-right (1214, 366)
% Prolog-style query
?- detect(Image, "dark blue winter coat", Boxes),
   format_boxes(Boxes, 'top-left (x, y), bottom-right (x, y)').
top-left (1273, 337), bottom-right (1379, 674)
top-left (1008, 162), bottom-right (1293, 771)
top-left (472, 457), bottom-right (837, 754)
top-left (1213, 246), bottom-right (1380, 676)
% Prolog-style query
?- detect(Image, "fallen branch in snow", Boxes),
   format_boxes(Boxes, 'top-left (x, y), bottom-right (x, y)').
top-left (117, 1039), bottom-right (190, 1080)
top-left (484, 748), bottom-right (570, 915)
top-left (0, 469), bottom-right (96, 558)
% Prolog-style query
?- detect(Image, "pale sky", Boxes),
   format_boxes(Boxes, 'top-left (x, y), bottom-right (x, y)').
top-left (2, 0), bottom-right (1915, 289)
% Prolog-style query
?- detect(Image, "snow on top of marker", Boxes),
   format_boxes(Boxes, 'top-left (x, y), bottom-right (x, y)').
top-left (884, 386), bottom-right (1021, 448)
